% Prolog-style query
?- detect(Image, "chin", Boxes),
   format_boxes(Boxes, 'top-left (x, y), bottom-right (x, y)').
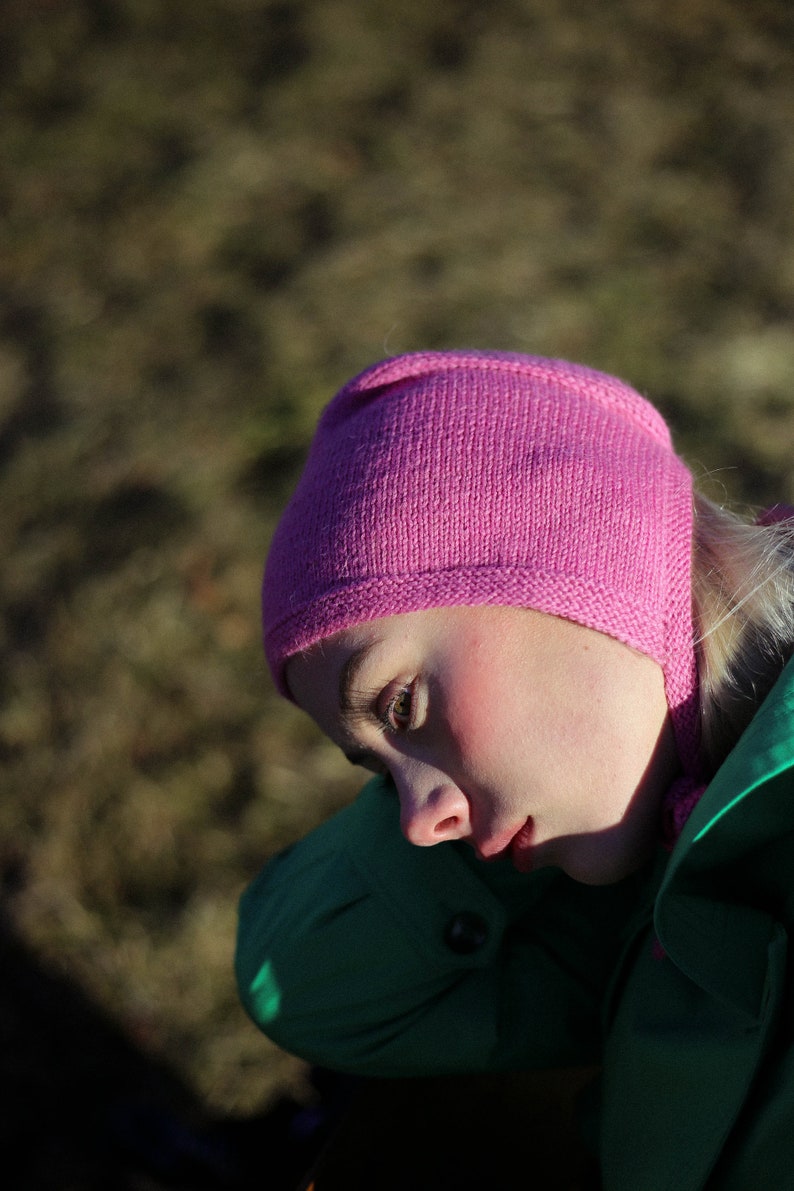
top-left (561, 823), bottom-right (659, 886)
top-left (562, 849), bottom-right (646, 887)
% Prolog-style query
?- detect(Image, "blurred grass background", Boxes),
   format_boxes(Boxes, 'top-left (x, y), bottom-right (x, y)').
top-left (2, 0), bottom-right (794, 1184)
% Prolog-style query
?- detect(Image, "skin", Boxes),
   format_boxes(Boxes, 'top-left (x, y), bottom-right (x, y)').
top-left (286, 605), bottom-right (681, 885)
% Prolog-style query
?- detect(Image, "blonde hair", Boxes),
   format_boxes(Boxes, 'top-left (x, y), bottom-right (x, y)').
top-left (692, 491), bottom-right (794, 775)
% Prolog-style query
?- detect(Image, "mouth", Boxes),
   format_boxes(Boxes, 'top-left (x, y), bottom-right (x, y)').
top-left (474, 816), bottom-right (535, 871)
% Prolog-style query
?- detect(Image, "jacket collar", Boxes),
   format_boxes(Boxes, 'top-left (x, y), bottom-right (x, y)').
top-left (654, 656), bottom-right (794, 1020)
top-left (666, 653), bottom-right (794, 869)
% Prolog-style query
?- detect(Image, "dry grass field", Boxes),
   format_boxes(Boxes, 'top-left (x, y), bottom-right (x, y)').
top-left (2, 0), bottom-right (794, 1185)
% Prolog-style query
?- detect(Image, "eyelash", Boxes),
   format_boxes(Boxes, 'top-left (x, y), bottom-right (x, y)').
top-left (379, 682), bottom-right (415, 734)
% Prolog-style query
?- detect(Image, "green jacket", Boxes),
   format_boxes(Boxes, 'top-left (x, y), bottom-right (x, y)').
top-left (236, 659), bottom-right (794, 1190)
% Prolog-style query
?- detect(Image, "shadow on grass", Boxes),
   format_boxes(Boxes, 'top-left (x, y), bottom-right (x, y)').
top-left (0, 909), bottom-right (342, 1191)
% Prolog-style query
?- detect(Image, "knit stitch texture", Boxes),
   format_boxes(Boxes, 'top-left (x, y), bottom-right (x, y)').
top-left (263, 350), bottom-right (699, 778)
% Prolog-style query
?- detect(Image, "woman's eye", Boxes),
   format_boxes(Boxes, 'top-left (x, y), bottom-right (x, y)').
top-left (383, 685), bottom-right (413, 732)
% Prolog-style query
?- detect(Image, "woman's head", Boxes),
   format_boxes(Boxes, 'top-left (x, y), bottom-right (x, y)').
top-left (263, 350), bottom-right (699, 776)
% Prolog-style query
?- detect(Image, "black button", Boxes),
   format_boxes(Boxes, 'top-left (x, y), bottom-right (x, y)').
top-left (443, 911), bottom-right (489, 955)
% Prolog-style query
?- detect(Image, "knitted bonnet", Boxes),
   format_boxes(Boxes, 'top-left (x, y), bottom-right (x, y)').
top-left (263, 350), bottom-right (700, 782)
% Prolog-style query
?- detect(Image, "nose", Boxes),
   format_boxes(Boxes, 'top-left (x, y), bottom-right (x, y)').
top-left (392, 762), bottom-right (471, 847)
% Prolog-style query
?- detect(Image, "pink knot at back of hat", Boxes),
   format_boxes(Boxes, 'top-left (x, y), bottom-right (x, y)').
top-left (263, 350), bottom-right (699, 778)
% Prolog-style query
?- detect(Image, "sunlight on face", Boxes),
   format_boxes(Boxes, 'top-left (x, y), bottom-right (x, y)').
top-left (286, 605), bottom-right (680, 884)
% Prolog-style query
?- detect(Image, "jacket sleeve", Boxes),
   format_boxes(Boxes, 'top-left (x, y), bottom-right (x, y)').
top-left (235, 777), bottom-right (640, 1077)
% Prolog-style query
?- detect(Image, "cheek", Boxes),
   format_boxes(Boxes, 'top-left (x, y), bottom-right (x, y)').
top-left (440, 655), bottom-right (521, 780)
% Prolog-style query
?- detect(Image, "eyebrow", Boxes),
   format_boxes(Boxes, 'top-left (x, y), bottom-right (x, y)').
top-left (337, 638), bottom-right (383, 767)
top-left (338, 638), bottom-right (382, 718)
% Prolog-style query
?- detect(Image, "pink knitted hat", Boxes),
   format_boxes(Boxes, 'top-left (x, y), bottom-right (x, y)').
top-left (263, 351), bottom-right (699, 777)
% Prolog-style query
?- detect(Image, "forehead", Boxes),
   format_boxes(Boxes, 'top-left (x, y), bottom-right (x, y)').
top-left (284, 604), bottom-right (515, 701)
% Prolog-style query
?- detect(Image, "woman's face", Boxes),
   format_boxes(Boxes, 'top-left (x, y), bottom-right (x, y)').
top-left (285, 605), bottom-right (680, 885)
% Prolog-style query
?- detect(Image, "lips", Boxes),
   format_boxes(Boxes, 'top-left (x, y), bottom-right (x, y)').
top-left (473, 816), bottom-right (534, 870)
